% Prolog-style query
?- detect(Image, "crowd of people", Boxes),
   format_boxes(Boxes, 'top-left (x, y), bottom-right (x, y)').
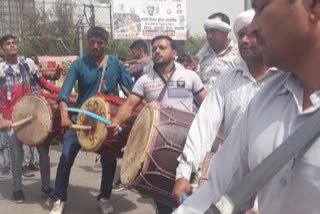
top-left (1, 0), bottom-right (320, 213)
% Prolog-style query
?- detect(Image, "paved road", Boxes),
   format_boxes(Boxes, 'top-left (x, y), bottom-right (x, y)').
top-left (0, 145), bottom-right (157, 214)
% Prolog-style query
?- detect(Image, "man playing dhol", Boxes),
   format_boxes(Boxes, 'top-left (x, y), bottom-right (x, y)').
top-left (50, 26), bottom-right (134, 214)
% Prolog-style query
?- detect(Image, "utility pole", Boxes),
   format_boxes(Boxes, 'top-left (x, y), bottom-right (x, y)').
top-left (84, 4), bottom-right (95, 27)
top-left (244, 0), bottom-right (251, 10)
top-left (109, 3), bottom-right (112, 37)
top-left (89, 4), bottom-right (95, 27)
top-left (79, 24), bottom-right (84, 57)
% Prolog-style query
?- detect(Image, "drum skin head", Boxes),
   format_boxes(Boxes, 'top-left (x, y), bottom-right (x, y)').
top-left (77, 96), bottom-right (109, 152)
top-left (121, 102), bottom-right (158, 188)
top-left (12, 95), bottom-right (52, 146)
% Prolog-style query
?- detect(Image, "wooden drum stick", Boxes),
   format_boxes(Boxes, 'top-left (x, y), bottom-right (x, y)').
top-left (11, 116), bottom-right (34, 128)
top-left (72, 125), bottom-right (92, 130)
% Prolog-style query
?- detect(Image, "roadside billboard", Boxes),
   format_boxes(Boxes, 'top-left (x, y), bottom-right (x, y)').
top-left (112, 0), bottom-right (187, 40)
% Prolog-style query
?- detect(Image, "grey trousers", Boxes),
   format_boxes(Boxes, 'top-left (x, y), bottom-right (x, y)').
top-left (1, 131), bottom-right (11, 168)
top-left (22, 145), bottom-right (39, 167)
top-left (8, 129), bottom-right (50, 192)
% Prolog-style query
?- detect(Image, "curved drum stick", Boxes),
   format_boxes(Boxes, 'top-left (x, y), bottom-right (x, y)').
top-left (11, 116), bottom-right (34, 128)
top-left (65, 108), bottom-right (122, 132)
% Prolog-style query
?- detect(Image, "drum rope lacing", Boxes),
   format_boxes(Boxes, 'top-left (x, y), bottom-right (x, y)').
top-left (39, 92), bottom-right (77, 145)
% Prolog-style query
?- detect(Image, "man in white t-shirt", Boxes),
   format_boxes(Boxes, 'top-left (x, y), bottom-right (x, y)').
top-left (108, 35), bottom-right (207, 214)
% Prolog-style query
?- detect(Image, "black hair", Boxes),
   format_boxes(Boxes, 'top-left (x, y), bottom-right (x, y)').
top-left (151, 35), bottom-right (176, 50)
top-left (208, 12), bottom-right (230, 25)
top-left (0, 34), bottom-right (16, 47)
top-left (87, 26), bottom-right (109, 43)
top-left (177, 54), bottom-right (193, 64)
top-left (130, 40), bottom-right (148, 53)
top-left (312, 0), bottom-right (319, 7)
top-left (25, 54), bottom-right (39, 65)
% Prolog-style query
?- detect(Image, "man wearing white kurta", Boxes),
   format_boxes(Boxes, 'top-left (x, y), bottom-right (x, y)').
top-left (173, 10), bottom-right (284, 208)
top-left (173, 0), bottom-right (320, 213)
top-left (197, 12), bottom-right (241, 91)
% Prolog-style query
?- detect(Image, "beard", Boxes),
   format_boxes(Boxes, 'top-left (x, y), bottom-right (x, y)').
top-left (153, 55), bottom-right (173, 68)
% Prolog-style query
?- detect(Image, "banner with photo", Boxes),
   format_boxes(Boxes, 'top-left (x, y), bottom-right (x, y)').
top-left (111, 0), bottom-right (187, 40)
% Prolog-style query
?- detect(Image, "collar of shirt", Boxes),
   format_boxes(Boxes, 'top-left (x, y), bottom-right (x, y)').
top-left (235, 60), bottom-right (279, 83)
top-left (207, 40), bottom-right (237, 56)
top-left (236, 60), bottom-right (252, 80)
top-left (277, 73), bottom-right (320, 114)
top-left (197, 40), bottom-right (238, 63)
top-left (153, 62), bottom-right (177, 84)
top-left (83, 54), bottom-right (106, 68)
top-left (216, 40), bottom-right (237, 57)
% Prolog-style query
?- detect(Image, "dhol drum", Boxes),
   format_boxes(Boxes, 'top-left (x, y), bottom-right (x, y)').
top-left (191, 152), bottom-right (215, 192)
top-left (12, 93), bottom-right (78, 146)
top-left (76, 94), bottom-right (143, 161)
top-left (12, 94), bottom-right (54, 146)
top-left (120, 101), bottom-right (195, 207)
top-left (40, 92), bottom-right (78, 145)
top-left (191, 129), bottom-right (224, 192)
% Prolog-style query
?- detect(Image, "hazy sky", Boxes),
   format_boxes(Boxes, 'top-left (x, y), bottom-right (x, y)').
top-left (187, 1), bottom-right (245, 36)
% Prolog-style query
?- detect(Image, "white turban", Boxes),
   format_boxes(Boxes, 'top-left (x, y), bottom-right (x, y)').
top-left (233, 10), bottom-right (255, 39)
top-left (203, 19), bottom-right (231, 33)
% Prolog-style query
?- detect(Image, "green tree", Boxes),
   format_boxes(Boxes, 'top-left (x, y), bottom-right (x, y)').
top-left (182, 35), bottom-right (206, 56)
top-left (18, 0), bottom-right (81, 56)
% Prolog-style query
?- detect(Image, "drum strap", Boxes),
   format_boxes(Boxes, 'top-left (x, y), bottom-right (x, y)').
top-left (97, 55), bottom-right (130, 97)
top-left (22, 64), bottom-right (29, 94)
top-left (118, 81), bottom-right (130, 97)
top-left (208, 108), bottom-right (320, 213)
top-left (98, 55), bottom-right (109, 94)
top-left (157, 66), bottom-right (176, 102)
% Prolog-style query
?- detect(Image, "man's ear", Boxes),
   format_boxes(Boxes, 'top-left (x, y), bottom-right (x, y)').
top-left (310, 0), bottom-right (320, 23)
top-left (172, 49), bottom-right (177, 59)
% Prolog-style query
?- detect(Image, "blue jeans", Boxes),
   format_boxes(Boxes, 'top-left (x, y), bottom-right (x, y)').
top-left (53, 130), bottom-right (117, 201)
top-left (1, 131), bottom-right (11, 169)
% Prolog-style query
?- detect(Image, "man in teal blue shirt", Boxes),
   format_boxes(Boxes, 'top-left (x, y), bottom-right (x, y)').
top-left (50, 26), bottom-right (134, 214)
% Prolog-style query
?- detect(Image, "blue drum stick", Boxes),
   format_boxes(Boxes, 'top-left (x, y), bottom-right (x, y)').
top-left (65, 108), bottom-right (122, 132)
top-left (182, 194), bottom-right (188, 202)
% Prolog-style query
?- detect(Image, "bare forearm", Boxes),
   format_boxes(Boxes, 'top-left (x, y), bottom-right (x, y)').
top-left (42, 71), bottom-right (59, 80)
top-left (195, 89), bottom-right (207, 104)
top-left (114, 102), bottom-right (135, 125)
top-left (59, 100), bottom-right (70, 121)
top-left (113, 94), bottom-right (142, 125)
